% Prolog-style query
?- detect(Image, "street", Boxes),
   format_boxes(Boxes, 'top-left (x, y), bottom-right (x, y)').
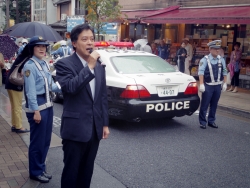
top-left (0, 86), bottom-right (250, 188)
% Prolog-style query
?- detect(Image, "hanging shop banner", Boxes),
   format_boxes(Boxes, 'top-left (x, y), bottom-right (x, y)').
top-left (94, 23), bottom-right (118, 35)
top-left (67, 16), bottom-right (85, 32)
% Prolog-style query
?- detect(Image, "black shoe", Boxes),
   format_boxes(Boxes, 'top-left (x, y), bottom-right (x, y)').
top-left (43, 171), bottom-right (52, 179)
top-left (208, 123), bottom-right (218, 128)
top-left (200, 124), bottom-right (206, 129)
top-left (15, 128), bottom-right (30, 133)
top-left (11, 126), bottom-right (17, 132)
top-left (30, 175), bottom-right (49, 183)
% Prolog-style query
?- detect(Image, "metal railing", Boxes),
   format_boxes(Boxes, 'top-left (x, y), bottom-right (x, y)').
top-left (75, 8), bottom-right (85, 15)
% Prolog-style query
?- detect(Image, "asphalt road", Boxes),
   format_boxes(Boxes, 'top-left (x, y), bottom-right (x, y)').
top-left (1, 87), bottom-right (250, 188)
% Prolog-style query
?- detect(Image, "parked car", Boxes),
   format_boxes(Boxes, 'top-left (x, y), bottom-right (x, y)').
top-left (52, 43), bottom-right (200, 122)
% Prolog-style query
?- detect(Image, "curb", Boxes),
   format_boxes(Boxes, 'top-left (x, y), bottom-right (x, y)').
top-left (218, 104), bottom-right (250, 119)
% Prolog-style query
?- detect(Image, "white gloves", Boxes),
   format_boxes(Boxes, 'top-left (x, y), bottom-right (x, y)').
top-left (199, 84), bottom-right (205, 93)
top-left (222, 83), bottom-right (227, 92)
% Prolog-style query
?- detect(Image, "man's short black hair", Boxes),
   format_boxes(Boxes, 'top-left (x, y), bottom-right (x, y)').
top-left (70, 24), bottom-right (95, 51)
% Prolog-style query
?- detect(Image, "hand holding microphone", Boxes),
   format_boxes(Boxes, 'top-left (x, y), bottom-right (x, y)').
top-left (88, 49), bottom-right (100, 69)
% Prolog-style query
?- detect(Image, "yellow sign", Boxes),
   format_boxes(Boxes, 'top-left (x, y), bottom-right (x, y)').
top-left (9, 19), bottom-right (15, 27)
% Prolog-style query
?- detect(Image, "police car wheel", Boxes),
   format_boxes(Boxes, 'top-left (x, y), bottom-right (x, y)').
top-left (51, 92), bottom-right (60, 103)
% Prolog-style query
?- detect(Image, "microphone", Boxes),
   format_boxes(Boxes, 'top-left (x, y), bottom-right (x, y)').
top-left (89, 49), bottom-right (105, 67)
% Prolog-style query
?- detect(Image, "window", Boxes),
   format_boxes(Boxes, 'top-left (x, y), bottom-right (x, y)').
top-left (111, 56), bottom-right (176, 74)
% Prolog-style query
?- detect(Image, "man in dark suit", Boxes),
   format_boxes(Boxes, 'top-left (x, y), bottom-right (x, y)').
top-left (55, 24), bottom-right (109, 188)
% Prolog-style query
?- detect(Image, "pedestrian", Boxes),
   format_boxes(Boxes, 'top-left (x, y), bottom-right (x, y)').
top-left (227, 42), bottom-right (242, 93)
top-left (22, 36), bottom-right (61, 183)
top-left (183, 38), bottom-right (193, 75)
top-left (4, 46), bottom-right (30, 133)
top-left (55, 24), bottom-right (109, 188)
top-left (175, 42), bottom-right (187, 73)
top-left (158, 39), bottom-right (169, 60)
top-left (0, 52), bottom-right (4, 86)
top-left (140, 42), bottom-right (152, 53)
top-left (51, 40), bottom-right (72, 58)
top-left (198, 40), bottom-right (227, 129)
top-left (151, 42), bottom-right (158, 55)
top-left (17, 38), bottom-right (28, 55)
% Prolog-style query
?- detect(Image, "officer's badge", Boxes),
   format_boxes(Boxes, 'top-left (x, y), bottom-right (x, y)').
top-left (216, 41), bottom-right (221, 46)
top-left (38, 36), bottom-right (43, 40)
top-left (199, 61), bottom-right (203, 66)
top-left (25, 70), bottom-right (30, 77)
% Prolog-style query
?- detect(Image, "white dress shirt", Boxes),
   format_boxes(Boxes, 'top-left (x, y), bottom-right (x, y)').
top-left (76, 53), bottom-right (95, 98)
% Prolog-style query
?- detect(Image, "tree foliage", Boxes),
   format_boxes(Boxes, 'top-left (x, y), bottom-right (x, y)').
top-left (2, 0), bottom-right (31, 28)
top-left (81, 0), bottom-right (123, 40)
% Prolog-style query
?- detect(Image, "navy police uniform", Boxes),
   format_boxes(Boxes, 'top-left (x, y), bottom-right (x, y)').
top-left (198, 40), bottom-right (227, 129)
top-left (23, 36), bottom-right (61, 182)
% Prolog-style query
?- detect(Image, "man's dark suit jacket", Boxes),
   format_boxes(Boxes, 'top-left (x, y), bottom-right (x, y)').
top-left (55, 53), bottom-right (109, 142)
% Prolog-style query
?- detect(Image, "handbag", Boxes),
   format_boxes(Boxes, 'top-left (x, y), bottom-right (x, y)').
top-left (9, 57), bottom-right (28, 86)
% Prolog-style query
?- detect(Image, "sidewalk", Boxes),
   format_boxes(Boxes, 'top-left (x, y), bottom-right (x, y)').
top-left (0, 90), bottom-right (62, 188)
top-left (0, 84), bottom-right (249, 188)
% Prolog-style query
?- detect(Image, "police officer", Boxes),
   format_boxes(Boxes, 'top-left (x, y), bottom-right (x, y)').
top-left (158, 39), bottom-right (169, 60)
top-left (23, 36), bottom-right (61, 183)
top-left (17, 38), bottom-right (28, 55)
top-left (51, 40), bottom-right (72, 58)
top-left (198, 40), bottom-right (227, 129)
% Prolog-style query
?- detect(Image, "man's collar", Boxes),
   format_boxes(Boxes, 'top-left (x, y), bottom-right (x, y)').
top-left (76, 52), bottom-right (87, 67)
top-left (208, 53), bottom-right (218, 60)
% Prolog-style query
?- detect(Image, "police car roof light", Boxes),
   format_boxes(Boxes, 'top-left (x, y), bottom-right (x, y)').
top-left (184, 82), bottom-right (198, 95)
top-left (109, 42), bottom-right (134, 48)
top-left (94, 41), bottom-right (110, 47)
top-left (120, 85), bottom-right (150, 99)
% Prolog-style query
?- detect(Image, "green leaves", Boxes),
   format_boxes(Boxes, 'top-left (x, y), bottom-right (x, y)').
top-left (81, 0), bottom-right (122, 40)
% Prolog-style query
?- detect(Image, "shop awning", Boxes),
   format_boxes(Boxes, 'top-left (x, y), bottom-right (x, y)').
top-left (141, 6), bottom-right (250, 24)
top-left (122, 6), bottom-right (179, 23)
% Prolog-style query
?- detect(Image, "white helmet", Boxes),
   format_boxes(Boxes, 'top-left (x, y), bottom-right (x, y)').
top-left (60, 40), bottom-right (67, 46)
top-left (22, 38), bottom-right (28, 44)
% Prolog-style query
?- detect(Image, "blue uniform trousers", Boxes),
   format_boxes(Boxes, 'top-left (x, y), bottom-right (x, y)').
top-left (199, 84), bottom-right (221, 126)
top-left (26, 95), bottom-right (53, 177)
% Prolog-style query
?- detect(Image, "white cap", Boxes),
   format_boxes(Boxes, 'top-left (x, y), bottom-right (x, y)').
top-left (60, 40), bottom-right (67, 46)
top-left (22, 38), bottom-right (28, 44)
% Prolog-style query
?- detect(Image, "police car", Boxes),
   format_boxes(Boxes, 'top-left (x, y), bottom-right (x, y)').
top-left (52, 42), bottom-right (200, 122)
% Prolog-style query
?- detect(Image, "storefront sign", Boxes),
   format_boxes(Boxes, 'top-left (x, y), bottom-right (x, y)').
top-left (67, 16), bottom-right (85, 32)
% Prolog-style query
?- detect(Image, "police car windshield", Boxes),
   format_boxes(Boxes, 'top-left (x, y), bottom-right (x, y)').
top-left (111, 56), bottom-right (176, 74)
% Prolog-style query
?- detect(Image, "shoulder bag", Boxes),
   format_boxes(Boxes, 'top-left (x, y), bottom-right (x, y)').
top-left (9, 57), bottom-right (29, 86)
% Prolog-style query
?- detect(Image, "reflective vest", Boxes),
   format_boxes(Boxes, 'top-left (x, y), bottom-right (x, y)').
top-left (204, 55), bottom-right (224, 85)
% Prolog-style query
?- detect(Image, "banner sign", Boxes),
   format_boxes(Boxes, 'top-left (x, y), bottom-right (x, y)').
top-left (67, 16), bottom-right (85, 32)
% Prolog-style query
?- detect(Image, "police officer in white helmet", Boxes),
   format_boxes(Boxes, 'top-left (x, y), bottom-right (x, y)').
top-left (17, 38), bottom-right (28, 55)
top-left (51, 40), bottom-right (72, 58)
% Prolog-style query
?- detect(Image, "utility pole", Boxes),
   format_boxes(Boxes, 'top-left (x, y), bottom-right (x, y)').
top-left (6, 0), bottom-right (9, 28)
top-left (15, 0), bottom-right (18, 24)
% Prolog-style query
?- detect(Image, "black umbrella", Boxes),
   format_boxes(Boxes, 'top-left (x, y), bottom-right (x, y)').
top-left (0, 34), bottom-right (19, 59)
top-left (3, 22), bottom-right (63, 42)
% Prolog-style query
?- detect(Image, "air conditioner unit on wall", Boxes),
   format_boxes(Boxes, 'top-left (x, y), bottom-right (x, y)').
top-left (61, 14), bottom-right (67, 21)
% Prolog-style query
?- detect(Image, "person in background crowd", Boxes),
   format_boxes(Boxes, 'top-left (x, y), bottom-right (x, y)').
top-left (17, 38), bottom-right (28, 55)
top-left (55, 24), bottom-right (109, 188)
top-left (175, 42), bottom-right (187, 73)
top-left (51, 40), bottom-right (72, 58)
top-left (129, 38), bottom-right (136, 50)
top-left (198, 40), bottom-right (227, 129)
top-left (18, 41), bottom-right (22, 47)
top-left (0, 52), bottom-right (4, 85)
top-left (183, 38), bottom-right (193, 75)
top-left (151, 43), bottom-right (158, 55)
top-left (140, 42), bottom-right (152, 53)
top-left (158, 39), bottom-right (169, 61)
top-left (5, 46), bottom-right (30, 133)
top-left (227, 42), bottom-right (242, 93)
top-left (23, 36), bottom-right (61, 183)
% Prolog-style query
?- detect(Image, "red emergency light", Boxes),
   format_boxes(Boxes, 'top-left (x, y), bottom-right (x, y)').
top-left (94, 41), bottom-right (110, 47)
top-left (109, 42), bottom-right (134, 47)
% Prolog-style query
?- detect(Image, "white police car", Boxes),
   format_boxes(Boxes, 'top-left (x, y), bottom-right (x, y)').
top-left (52, 42), bottom-right (200, 122)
